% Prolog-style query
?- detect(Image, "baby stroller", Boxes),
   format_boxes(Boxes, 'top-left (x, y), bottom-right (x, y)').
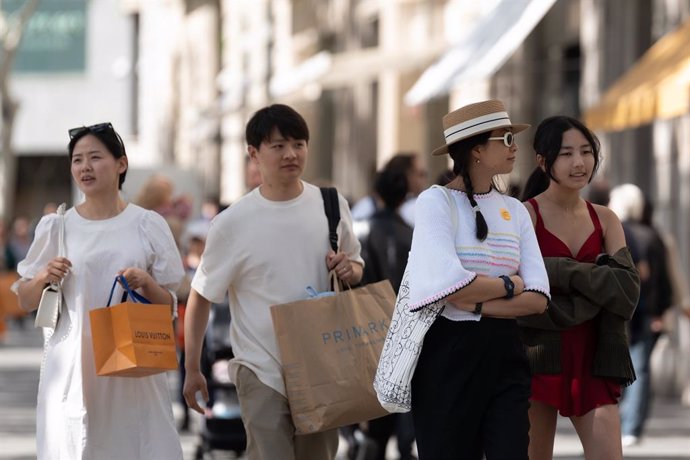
top-left (194, 301), bottom-right (247, 459)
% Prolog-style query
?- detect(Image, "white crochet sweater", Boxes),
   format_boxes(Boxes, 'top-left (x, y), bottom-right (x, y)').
top-left (406, 186), bottom-right (550, 320)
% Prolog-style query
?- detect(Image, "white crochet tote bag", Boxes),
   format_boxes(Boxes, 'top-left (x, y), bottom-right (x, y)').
top-left (373, 185), bottom-right (457, 412)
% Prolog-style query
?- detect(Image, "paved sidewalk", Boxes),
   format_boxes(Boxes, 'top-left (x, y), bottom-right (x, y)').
top-left (552, 398), bottom-right (690, 459)
top-left (0, 323), bottom-right (42, 460)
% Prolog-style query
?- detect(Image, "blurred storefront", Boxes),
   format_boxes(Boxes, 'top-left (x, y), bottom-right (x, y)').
top-left (7, 0), bottom-right (134, 218)
top-left (217, 0), bottom-right (451, 202)
top-left (215, 0), bottom-right (581, 200)
top-left (7, 0), bottom-right (218, 219)
top-left (581, 6), bottom-right (690, 278)
top-left (122, 0), bottom-right (221, 202)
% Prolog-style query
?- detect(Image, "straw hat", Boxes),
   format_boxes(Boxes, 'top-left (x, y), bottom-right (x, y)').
top-left (431, 100), bottom-right (530, 156)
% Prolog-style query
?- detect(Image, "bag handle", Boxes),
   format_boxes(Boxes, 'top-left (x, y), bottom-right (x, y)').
top-left (320, 187), bottom-right (340, 252)
top-left (106, 275), bottom-right (151, 307)
top-left (47, 203), bottom-right (67, 292)
top-left (327, 269), bottom-right (351, 293)
top-left (57, 203), bottom-right (66, 259)
top-left (52, 204), bottom-right (67, 316)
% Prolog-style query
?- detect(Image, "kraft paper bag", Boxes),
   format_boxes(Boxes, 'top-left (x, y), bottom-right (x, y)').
top-left (271, 278), bottom-right (395, 434)
top-left (90, 276), bottom-right (177, 377)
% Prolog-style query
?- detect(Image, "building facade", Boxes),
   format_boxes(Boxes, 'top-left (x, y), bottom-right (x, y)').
top-left (7, 0), bottom-right (134, 218)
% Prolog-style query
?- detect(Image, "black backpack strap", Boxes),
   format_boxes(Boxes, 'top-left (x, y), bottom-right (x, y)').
top-left (320, 187), bottom-right (341, 252)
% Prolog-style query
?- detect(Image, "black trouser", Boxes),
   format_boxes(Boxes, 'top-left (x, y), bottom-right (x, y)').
top-left (411, 316), bottom-right (531, 460)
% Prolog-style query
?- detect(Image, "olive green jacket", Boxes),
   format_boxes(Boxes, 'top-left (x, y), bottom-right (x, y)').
top-left (518, 247), bottom-right (640, 387)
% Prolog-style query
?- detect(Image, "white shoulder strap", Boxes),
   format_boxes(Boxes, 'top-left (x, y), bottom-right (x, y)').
top-left (57, 203), bottom-right (66, 258)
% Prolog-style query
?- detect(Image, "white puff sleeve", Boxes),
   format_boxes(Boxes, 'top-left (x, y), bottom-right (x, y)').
top-left (15, 214), bottom-right (61, 282)
top-left (406, 187), bottom-right (477, 311)
top-left (139, 210), bottom-right (185, 292)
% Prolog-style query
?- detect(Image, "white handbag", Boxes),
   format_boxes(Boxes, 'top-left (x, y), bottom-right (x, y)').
top-left (34, 203), bottom-right (66, 329)
top-left (373, 185), bottom-right (457, 412)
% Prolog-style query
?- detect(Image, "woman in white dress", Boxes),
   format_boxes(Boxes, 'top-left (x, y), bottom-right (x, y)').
top-left (15, 123), bottom-right (185, 459)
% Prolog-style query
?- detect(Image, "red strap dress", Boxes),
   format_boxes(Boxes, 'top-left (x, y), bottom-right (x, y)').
top-left (528, 198), bottom-right (621, 416)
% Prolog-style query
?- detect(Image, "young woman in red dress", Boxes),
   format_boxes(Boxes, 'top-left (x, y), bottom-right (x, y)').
top-left (521, 116), bottom-right (634, 460)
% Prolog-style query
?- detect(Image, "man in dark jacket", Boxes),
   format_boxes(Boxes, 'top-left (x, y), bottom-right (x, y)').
top-left (356, 163), bottom-right (416, 460)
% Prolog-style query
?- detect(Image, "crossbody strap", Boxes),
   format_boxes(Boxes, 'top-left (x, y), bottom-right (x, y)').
top-left (320, 187), bottom-right (341, 252)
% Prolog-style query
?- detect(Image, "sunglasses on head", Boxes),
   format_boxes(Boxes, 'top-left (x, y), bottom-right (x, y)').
top-left (487, 132), bottom-right (514, 147)
top-left (68, 122), bottom-right (127, 155)
top-left (68, 122), bottom-right (114, 139)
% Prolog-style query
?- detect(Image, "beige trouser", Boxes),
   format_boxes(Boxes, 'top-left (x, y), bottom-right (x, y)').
top-left (235, 365), bottom-right (339, 460)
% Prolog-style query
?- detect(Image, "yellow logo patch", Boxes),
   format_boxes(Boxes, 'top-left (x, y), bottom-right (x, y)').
top-left (500, 208), bottom-right (511, 221)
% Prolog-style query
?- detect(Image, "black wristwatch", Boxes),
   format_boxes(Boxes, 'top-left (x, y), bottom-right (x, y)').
top-left (499, 275), bottom-right (515, 299)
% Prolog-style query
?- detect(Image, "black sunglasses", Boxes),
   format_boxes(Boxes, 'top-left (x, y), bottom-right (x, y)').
top-left (68, 122), bottom-right (115, 139)
top-left (68, 122), bottom-right (127, 156)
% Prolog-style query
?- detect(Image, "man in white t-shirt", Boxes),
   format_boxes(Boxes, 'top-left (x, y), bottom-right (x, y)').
top-left (183, 104), bottom-right (363, 460)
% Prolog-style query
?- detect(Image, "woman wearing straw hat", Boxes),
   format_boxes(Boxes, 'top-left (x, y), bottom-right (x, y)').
top-left (406, 100), bottom-right (550, 459)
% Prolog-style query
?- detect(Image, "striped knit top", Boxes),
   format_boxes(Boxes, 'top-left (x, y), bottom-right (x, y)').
top-left (406, 186), bottom-right (550, 321)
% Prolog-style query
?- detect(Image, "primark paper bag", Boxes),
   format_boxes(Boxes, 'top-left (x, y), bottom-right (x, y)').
top-left (271, 280), bottom-right (395, 434)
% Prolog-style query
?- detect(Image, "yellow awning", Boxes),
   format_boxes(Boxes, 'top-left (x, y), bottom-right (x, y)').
top-left (584, 19), bottom-right (690, 132)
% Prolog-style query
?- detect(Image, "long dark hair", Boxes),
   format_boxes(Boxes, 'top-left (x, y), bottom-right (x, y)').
top-left (447, 131), bottom-right (492, 241)
top-left (522, 116), bottom-right (600, 201)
